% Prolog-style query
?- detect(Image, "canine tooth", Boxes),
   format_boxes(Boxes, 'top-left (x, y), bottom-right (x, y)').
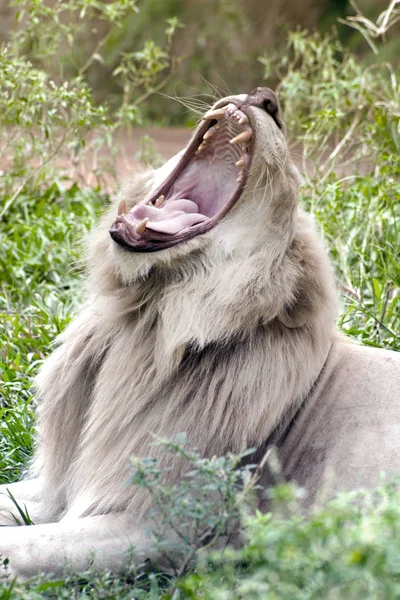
top-left (235, 158), bottom-right (245, 168)
top-left (229, 130), bottom-right (252, 145)
top-left (118, 199), bottom-right (127, 215)
top-left (203, 108), bottom-right (226, 121)
top-left (203, 128), bottom-right (214, 140)
top-left (239, 116), bottom-right (248, 124)
top-left (155, 195), bottom-right (165, 207)
top-left (198, 141), bottom-right (208, 152)
top-left (136, 217), bottom-right (149, 234)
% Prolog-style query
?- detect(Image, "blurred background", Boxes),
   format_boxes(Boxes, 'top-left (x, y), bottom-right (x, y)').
top-left (0, 0), bottom-right (398, 126)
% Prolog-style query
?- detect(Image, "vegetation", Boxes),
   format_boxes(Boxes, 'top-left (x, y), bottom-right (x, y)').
top-left (261, 26), bottom-right (400, 349)
top-left (178, 479), bottom-right (400, 600)
top-left (0, 0), bottom-right (399, 597)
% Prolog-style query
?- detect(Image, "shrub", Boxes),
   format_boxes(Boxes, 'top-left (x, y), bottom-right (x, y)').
top-left (0, 0), bottom-right (182, 220)
top-left (178, 478), bottom-right (400, 600)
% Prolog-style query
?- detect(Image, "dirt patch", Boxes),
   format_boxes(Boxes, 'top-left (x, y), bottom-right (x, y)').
top-left (114, 127), bottom-right (191, 176)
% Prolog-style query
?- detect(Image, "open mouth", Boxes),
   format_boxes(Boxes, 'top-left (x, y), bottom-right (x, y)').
top-left (109, 101), bottom-right (254, 252)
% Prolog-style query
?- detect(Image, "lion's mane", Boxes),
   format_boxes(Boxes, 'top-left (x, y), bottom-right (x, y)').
top-left (32, 163), bottom-right (337, 521)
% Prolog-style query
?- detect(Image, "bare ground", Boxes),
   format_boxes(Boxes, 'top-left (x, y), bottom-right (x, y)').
top-left (115, 127), bottom-right (191, 175)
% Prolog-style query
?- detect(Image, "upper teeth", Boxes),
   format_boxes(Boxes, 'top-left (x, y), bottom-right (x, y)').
top-left (198, 103), bottom-right (252, 182)
top-left (229, 130), bottom-right (252, 145)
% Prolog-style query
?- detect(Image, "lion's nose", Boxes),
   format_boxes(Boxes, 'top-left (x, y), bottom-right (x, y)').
top-left (245, 87), bottom-right (279, 120)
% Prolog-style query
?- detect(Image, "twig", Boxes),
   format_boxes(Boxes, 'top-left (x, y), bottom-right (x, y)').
top-left (78, 30), bottom-right (113, 77)
top-left (341, 284), bottom-right (361, 301)
top-left (320, 115), bottom-right (360, 175)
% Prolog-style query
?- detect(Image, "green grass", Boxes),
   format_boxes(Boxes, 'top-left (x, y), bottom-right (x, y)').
top-left (308, 174), bottom-right (400, 350)
top-left (0, 184), bottom-right (108, 484)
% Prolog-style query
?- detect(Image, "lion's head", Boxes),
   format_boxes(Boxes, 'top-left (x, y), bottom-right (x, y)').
top-left (105, 88), bottom-right (300, 283)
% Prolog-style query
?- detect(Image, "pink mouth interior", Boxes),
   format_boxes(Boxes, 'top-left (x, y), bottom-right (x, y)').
top-left (110, 103), bottom-right (253, 249)
top-left (130, 145), bottom-right (241, 235)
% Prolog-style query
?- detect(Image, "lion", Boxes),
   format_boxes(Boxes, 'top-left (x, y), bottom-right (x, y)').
top-left (0, 88), bottom-right (399, 580)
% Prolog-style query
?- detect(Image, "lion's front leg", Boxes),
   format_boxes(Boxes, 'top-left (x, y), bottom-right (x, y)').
top-left (0, 512), bottom-right (152, 580)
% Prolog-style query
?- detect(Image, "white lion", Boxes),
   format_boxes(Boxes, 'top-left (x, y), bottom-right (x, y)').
top-left (1, 88), bottom-right (399, 579)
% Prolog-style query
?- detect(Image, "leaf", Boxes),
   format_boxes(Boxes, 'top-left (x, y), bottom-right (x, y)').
top-left (92, 53), bottom-right (105, 65)
top-left (372, 278), bottom-right (382, 302)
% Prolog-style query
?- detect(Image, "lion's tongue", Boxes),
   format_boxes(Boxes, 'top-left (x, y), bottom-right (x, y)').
top-left (130, 199), bottom-right (208, 235)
